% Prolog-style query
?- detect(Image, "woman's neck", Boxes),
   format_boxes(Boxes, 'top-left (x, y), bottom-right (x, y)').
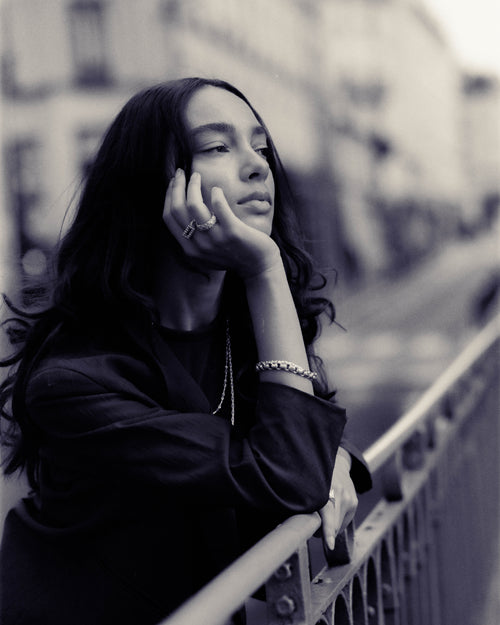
top-left (153, 249), bottom-right (226, 331)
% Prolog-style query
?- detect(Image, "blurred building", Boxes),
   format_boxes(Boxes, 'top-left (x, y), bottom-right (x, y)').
top-left (0, 0), bottom-right (340, 285)
top-left (0, 0), bottom-right (496, 297)
top-left (321, 0), bottom-right (464, 275)
top-left (461, 74), bottom-right (500, 232)
top-left (1, 0), bottom-right (166, 284)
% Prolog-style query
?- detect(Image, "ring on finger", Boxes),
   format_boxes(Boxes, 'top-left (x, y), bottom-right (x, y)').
top-left (195, 213), bottom-right (217, 232)
top-left (182, 220), bottom-right (197, 240)
top-left (182, 214), bottom-right (217, 240)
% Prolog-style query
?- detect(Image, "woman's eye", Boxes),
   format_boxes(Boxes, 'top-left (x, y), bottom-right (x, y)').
top-left (255, 146), bottom-right (271, 160)
top-left (202, 145), bottom-right (229, 154)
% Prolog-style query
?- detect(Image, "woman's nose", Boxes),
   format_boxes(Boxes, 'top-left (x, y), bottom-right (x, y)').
top-left (240, 147), bottom-right (270, 180)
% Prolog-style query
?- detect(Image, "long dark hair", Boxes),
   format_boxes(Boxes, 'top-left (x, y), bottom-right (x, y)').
top-left (0, 77), bottom-right (335, 487)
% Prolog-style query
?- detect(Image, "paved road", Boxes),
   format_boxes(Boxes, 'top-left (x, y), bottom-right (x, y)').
top-left (317, 226), bottom-right (500, 452)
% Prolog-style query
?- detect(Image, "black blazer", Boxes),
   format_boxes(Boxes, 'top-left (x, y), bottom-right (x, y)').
top-left (0, 321), bottom-right (370, 625)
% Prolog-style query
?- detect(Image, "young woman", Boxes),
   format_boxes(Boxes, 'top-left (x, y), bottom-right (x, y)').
top-left (0, 78), bottom-right (371, 624)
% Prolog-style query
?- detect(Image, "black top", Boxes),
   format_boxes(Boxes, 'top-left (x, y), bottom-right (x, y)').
top-left (155, 315), bottom-right (230, 419)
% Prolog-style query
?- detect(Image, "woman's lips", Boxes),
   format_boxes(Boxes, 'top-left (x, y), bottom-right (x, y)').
top-left (237, 192), bottom-right (272, 213)
top-left (238, 199), bottom-right (272, 213)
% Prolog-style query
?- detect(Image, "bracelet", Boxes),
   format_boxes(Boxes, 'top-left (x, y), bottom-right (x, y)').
top-left (255, 360), bottom-right (318, 380)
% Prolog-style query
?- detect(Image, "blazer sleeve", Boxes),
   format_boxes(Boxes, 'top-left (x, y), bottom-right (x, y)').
top-left (340, 436), bottom-right (372, 493)
top-left (26, 366), bottom-right (346, 517)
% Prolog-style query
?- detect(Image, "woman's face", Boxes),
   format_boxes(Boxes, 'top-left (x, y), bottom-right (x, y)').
top-left (184, 86), bottom-right (275, 235)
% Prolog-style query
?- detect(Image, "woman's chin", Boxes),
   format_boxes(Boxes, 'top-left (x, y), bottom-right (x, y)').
top-left (242, 215), bottom-right (273, 236)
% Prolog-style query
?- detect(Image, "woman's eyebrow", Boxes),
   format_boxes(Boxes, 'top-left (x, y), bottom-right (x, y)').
top-left (190, 122), bottom-right (233, 138)
top-left (190, 122), bottom-right (268, 140)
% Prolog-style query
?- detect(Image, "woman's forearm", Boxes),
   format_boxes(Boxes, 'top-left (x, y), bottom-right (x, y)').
top-left (244, 259), bottom-right (313, 394)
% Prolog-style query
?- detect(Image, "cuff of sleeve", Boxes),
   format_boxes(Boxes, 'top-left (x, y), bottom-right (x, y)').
top-left (340, 437), bottom-right (373, 494)
top-left (257, 381), bottom-right (348, 423)
top-left (252, 382), bottom-right (347, 511)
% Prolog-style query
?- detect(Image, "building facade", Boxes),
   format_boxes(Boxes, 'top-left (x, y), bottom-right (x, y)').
top-left (320, 0), bottom-right (465, 273)
top-left (0, 0), bottom-right (496, 297)
top-left (462, 74), bottom-right (500, 230)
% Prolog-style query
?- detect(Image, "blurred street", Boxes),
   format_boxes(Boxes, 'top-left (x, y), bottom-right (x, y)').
top-left (316, 227), bottom-right (500, 624)
top-left (318, 226), bottom-right (500, 452)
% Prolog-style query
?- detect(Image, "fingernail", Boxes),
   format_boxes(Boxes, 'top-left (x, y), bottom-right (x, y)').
top-left (175, 168), bottom-right (183, 178)
top-left (327, 536), bottom-right (335, 551)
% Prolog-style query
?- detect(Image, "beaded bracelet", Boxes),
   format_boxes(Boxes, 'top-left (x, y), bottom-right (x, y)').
top-left (255, 360), bottom-right (318, 381)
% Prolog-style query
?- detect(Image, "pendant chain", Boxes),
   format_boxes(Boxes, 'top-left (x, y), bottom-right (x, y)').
top-left (212, 322), bottom-right (235, 426)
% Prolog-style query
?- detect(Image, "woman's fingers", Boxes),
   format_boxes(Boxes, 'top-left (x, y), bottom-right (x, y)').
top-left (319, 453), bottom-right (359, 553)
top-left (166, 169), bottom-right (223, 237)
top-left (319, 500), bottom-right (339, 551)
top-left (186, 172), bottom-right (214, 225)
top-left (170, 169), bottom-right (190, 230)
top-left (163, 170), bottom-right (210, 237)
top-left (165, 168), bottom-right (255, 235)
top-left (162, 170), bottom-right (279, 276)
top-left (330, 452), bottom-right (358, 535)
top-left (319, 491), bottom-right (357, 554)
top-left (337, 493), bottom-right (357, 534)
top-left (163, 170), bottom-right (183, 231)
top-left (210, 186), bottom-right (238, 228)
top-left (162, 177), bottom-right (173, 222)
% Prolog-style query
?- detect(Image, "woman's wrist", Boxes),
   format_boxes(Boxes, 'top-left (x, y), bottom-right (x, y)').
top-left (337, 447), bottom-right (352, 471)
top-left (244, 255), bottom-right (314, 393)
top-left (241, 249), bottom-right (283, 283)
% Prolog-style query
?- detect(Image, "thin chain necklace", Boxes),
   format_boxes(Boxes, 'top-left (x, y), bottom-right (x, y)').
top-left (212, 322), bottom-right (235, 426)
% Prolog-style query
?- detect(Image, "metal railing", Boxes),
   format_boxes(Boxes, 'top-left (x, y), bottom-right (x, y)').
top-left (162, 316), bottom-right (500, 625)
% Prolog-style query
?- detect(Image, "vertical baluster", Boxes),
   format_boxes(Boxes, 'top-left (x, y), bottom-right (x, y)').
top-left (366, 556), bottom-right (380, 624)
top-left (380, 536), bottom-right (400, 625)
top-left (405, 504), bottom-right (420, 625)
top-left (331, 591), bottom-right (350, 625)
top-left (415, 488), bottom-right (432, 625)
top-left (424, 471), bottom-right (442, 625)
top-left (351, 574), bottom-right (367, 625)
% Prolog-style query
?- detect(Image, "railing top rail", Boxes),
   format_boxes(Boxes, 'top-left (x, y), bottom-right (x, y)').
top-left (162, 513), bottom-right (320, 625)
top-left (363, 315), bottom-right (499, 473)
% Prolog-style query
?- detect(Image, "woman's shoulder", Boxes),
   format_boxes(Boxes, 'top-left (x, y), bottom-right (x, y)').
top-left (26, 319), bottom-right (161, 399)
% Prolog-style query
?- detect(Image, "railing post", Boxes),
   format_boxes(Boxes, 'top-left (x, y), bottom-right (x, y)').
top-left (381, 450), bottom-right (404, 501)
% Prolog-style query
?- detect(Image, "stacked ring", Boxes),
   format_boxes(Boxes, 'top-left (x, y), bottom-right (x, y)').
top-left (182, 220), bottom-right (197, 239)
top-left (195, 214), bottom-right (217, 231)
top-left (182, 214), bottom-right (217, 239)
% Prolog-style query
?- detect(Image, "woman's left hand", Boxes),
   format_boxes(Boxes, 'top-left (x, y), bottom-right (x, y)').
top-left (319, 447), bottom-right (358, 551)
top-left (163, 170), bottom-right (280, 279)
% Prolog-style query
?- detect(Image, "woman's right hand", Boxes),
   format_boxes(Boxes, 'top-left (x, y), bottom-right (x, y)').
top-left (162, 169), bottom-right (281, 279)
top-left (319, 448), bottom-right (358, 552)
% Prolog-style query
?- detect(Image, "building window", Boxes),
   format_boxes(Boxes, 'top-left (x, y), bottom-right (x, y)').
top-left (163, 0), bottom-right (181, 21)
top-left (6, 139), bottom-right (49, 279)
top-left (68, 1), bottom-right (111, 87)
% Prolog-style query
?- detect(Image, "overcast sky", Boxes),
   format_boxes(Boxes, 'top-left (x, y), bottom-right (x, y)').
top-left (424, 0), bottom-right (500, 76)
